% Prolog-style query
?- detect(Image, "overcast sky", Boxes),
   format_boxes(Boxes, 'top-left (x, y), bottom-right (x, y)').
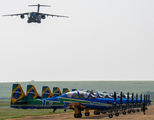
top-left (0, 0), bottom-right (154, 82)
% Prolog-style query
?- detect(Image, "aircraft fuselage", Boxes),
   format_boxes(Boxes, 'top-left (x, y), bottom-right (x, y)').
top-left (27, 12), bottom-right (41, 23)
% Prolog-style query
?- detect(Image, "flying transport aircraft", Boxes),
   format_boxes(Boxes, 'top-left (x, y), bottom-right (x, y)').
top-left (3, 4), bottom-right (68, 23)
top-left (11, 84), bottom-right (151, 118)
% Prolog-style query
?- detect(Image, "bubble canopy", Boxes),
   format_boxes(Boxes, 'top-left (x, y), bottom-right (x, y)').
top-left (66, 91), bottom-right (96, 99)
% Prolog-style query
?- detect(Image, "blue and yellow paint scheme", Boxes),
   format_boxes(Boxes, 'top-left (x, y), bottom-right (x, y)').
top-left (10, 84), bottom-right (151, 118)
top-left (42, 86), bottom-right (53, 98)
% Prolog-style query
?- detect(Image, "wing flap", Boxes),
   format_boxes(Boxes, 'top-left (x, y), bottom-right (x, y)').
top-left (38, 13), bottom-right (68, 18)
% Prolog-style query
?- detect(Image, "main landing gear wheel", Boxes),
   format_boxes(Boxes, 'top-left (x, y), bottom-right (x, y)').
top-left (137, 109), bottom-right (140, 112)
top-left (85, 112), bottom-right (90, 116)
top-left (97, 112), bottom-right (100, 115)
top-left (27, 21), bottom-right (31, 23)
top-left (74, 114), bottom-right (79, 118)
top-left (109, 114), bottom-right (113, 118)
top-left (132, 110), bottom-right (135, 113)
top-left (123, 111), bottom-right (126, 115)
top-left (128, 110), bottom-right (131, 114)
top-left (94, 111), bottom-right (100, 115)
top-left (115, 112), bottom-right (119, 117)
top-left (74, 113), bottom-right (82, 118)
top-left (79, 113), bottom-right (82, 118)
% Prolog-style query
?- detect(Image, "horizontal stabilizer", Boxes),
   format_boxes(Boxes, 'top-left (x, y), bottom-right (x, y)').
top-left (72, 89), bottom-right (77, 91)
top-left (28, 4), bottom-right (50, 7)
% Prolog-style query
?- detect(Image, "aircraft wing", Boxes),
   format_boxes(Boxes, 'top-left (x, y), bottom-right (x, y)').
top-left (39, 13), bottom-right (68, 18)
top-left (65, 102), bottom-right (86, 110)
top-left (3, 12), bottom-right (29, 16)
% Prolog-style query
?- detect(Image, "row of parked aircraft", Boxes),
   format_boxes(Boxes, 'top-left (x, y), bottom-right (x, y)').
top-left (11, 84), bottom-right (151, 118)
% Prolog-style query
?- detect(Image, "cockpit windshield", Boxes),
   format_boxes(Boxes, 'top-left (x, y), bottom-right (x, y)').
top-left (28, 12), bottom-right (36, 18)
top-left (66, 91), bottom-right (79, 98)
top-left (79, 91), bottom-right (89, 99)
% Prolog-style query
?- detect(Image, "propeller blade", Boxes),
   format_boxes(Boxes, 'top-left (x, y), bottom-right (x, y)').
top-left (144, 94), bottom-right (145, 101)
top-left (140, 94), bottom-right (142, 102)
top-left (114, 91), bottom-right (116, 101)
top-left (120, 91), bottom-right (122, 102)
top-left (136, 93), bottom-right (138, 101)
top-left (132, 93), bottom-right (134, 102)
top-left (127, 92), bottom-right (129, 102)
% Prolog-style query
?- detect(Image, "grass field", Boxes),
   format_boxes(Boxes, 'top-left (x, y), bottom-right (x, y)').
top-left (0, 100), bottom-right (10, 107)
top-left (0, 81), bottom-right (154, 99)
top-left (0, 100), bottom-right (73, 120)
top-left (0, 108), bottom-right (73, 120)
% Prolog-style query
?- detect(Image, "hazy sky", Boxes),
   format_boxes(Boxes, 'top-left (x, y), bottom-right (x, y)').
top-left (0, 0), bottom-right (154, 82)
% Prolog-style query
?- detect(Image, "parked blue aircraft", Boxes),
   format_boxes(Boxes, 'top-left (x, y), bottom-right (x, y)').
top-left (11, 84), bottom-right (151, 118)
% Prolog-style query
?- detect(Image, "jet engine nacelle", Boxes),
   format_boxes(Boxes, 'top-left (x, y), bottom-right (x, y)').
top-left (41, 15), bottom-right (46, 19)
top-left (20, 14), bottom-right (24, 19)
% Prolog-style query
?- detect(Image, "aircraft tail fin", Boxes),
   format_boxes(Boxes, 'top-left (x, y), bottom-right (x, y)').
top-left (72, 89), bottom-right (77, 91)
top-left (11, 84), bottom-right (25, 104)
top-left (53, 87), bottom-right (62, 97)
top-left (42, 86), bottom-right (53, 98)
top-left (26, 85), bottom-right (41, 99)
top-left (62, 88), bottom-right (69, 94)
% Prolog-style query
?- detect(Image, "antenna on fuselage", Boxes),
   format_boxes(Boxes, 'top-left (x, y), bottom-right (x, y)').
top-left (28, 4), bottom-right (51, 13)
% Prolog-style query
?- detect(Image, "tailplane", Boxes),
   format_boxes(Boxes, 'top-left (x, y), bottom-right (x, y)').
top-left (53, 87), bottom-right (62, 97)
top-left (11, 84), bottom-right (25, 104)
top-left (42, 86), bottom-right (53, 98)
top-left (63, 88), bottom-right (69, 94)
top-left (72, 89), bottom-right (77, 91)
top-left (28, 4), bottom-right (50, 13)
top-left (26, 85), bottom-right (41, 99)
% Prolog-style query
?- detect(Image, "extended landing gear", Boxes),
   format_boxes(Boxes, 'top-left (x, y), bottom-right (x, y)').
top-left (94, 110), bottom-right (100, 115)
top-left (123, 111), bottom-right (126, 115)
top-left (38, 21), bottom-right (41, 23)
top-left (74, 105), bottom-right (82, 118)
top-left (74, 113), bottom-right (82, 118)
top-left (27, 20), bottom-right (31, 23)
top-left (109, 114), bottom-right (113, 118)
top-left (85, 112), bottom-right (90, 116)
top-left (137, 109), bottom-right (140, 112)
top-left (128, 110), bottom-right (131, 114)
top-left (115, 112), bottom-right (119, 117)
top-left (132, 109), bottom-right (135, 113)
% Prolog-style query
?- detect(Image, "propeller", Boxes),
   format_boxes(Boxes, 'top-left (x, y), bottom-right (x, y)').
top-left (136, 93), bottom-right (138, 108)
top-left (120, 91), bottom-right (122, 103)
top-left (120, 91), bottom-right (123, 111)
top-left (114, 91), bottom-right (116, 101)
top-left (136, 93), bottom-right (138, 101)
top-left (140, 94), bottom-right (142, 102)
top-left (131, 93), bottom-right (134, 109)
top-left (148, 95), bottom-right (151, 105)
top-left (127, 92), bottom-right (129, 102)
top-left (132, 93), bottom-right (134, 102)
top-left (127, 92), bottom-right (129, 110)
